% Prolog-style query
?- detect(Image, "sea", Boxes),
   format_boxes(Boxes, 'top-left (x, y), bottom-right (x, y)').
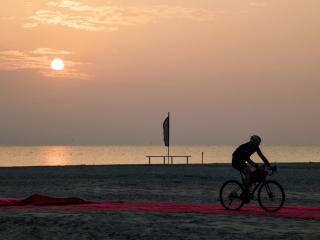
top-left (0, 145), bottom-right (320, 167)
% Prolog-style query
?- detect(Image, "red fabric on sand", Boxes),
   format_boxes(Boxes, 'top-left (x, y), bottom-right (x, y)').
top-left (0, 194), bottom-right (319, 219)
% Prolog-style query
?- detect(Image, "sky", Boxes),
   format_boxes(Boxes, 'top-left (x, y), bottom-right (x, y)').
top-left (0, 0), bottom-right (319, 145)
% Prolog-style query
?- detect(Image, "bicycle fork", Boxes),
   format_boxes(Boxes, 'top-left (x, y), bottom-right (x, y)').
top-left (264, 183), bottom-right (274, 199)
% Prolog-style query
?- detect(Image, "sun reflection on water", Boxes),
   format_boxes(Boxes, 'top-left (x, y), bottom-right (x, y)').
top-left (44, 146), bottom-right (70, 166)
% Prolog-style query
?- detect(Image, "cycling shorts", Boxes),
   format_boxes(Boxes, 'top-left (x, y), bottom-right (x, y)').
top-left (232, 157), bottom-right (249, 173)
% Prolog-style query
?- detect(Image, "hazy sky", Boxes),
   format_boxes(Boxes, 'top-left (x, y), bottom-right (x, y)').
top-left (0, 0), bottom-right (319, 145)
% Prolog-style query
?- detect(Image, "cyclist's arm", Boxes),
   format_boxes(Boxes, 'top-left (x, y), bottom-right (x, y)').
top-left (257, 147), bottom-right (271, 167)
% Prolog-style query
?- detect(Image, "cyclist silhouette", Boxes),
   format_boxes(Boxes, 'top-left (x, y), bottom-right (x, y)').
top-left (221, 140), bottom-right (284, 211)
top-left (232, 135), bottom-right (272, 190)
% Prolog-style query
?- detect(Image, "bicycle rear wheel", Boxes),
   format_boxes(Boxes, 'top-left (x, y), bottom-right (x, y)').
top-left (258, 180), bottom-right (285, 212)
top-left (220, 180), bottom-right (245, 210)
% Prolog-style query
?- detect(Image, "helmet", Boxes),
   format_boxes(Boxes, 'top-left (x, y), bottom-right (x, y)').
top-left (250, 135), bottom-right (261, 145)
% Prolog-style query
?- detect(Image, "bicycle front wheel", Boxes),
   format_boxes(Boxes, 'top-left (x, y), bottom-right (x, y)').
top-left (220, 180), bottom-right (245, 210)
top-left (258, 180), bottom-right (285, 212)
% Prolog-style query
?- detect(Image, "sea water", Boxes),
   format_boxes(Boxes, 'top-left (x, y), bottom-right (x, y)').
top-left (0, 145), bottom-right (320, 167)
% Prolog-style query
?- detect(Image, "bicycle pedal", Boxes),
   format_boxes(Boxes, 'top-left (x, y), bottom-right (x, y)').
top-left (240, 192), bottom-right (252, 203)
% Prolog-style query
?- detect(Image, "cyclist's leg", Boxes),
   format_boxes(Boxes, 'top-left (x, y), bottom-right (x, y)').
top-left (232, 159), bottom-right (251, 187)
top-left (242, 164), bottom-right (252, 189)
top-left (244, 168), bottom-right (251, 188)
top-left (232, 158), bottom-right (250, 185)
top-left (235, 163), bottom-right (252, 202)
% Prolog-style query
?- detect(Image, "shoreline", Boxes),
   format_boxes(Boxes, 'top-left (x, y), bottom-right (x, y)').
top-left (0, 162), bottom-right (319, 169)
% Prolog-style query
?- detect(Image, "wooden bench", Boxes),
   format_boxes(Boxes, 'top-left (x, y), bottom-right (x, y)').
top-left (146, 155), bottom-right (192, 165)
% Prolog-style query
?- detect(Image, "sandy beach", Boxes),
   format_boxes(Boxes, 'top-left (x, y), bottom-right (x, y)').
top-left (0, 163), bottom-right (319, 239)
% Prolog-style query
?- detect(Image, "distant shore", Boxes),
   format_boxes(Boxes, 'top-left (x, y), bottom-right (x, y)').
top-left (0, 161), bottom-right (319, 169)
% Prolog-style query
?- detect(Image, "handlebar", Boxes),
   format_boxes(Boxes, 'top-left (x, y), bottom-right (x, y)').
top-left (269, 165), bottom-right (277, 176)
top-left (259, 164), bottom-right (277, 176)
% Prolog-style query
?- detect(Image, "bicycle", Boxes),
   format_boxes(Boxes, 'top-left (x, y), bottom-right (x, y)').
top-left (219, 165), bottom-right (285, 212)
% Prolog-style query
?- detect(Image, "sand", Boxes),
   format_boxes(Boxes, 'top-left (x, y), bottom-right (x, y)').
top-left (0, 163), bottom-right (319, 239)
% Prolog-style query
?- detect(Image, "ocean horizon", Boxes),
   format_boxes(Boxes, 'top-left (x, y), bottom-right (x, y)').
top-left (0, 145), bottom-right (319, 167)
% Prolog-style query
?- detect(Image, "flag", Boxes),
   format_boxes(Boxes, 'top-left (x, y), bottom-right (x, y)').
top-left (163, 115), bottom-right (170, 147)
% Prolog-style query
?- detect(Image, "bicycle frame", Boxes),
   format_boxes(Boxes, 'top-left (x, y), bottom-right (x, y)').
top-left (239, 171), bottom-right (267, 196)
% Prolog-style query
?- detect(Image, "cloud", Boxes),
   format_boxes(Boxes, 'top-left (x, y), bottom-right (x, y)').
top-left (31, 48), bottom-right (72, 55)
top-left (24, 0), bottom-right (216, 32)
top-left (22, 23), bottom-right (38, 28)
top-left (0, 48), bottom-right (90, 80)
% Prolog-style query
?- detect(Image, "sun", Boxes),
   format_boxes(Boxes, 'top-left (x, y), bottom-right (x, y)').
top-left (51, 58), bottom-right (64, 71)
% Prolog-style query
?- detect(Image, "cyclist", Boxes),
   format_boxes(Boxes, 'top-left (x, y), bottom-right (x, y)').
top-left (232, 135), bottom-right (272, 191)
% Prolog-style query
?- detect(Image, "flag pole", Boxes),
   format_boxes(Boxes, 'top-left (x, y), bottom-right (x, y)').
top-left (167, 112), bottom-right (170, 164)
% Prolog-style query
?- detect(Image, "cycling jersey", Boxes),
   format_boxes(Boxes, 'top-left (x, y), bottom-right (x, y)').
top-left (232, 142), bottom-right (269, 172)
